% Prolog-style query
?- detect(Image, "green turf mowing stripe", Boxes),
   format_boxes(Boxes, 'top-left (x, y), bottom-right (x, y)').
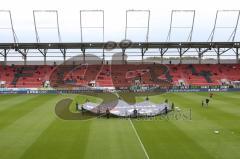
top-left (169, 120), bottom-right (240, 159)
top-left (143, 94), bottom-right (240, 143)
top-left (0, 95), bottom-right (59, 130)
top-left (174, 93), bottom-right (240, 120)
top-left (193, 92), bottom-right (240, 103)
top-left (0, 95), bottom-right (38, 112)
top-left (165, 93), bottom-right (240, 159)
top-left (0, 92), bottom-right (239, 159)
top-left (217, 92), bottom-right (240, 99)
top-left (211, 93), bottom-right (240, 105)
top-left (74, 94), bottom-right (103, 104)
top-left (167, 94), bottom-right (240, 139)
top-left (19, 119), bottom-right (93, 159)
top-left (129, 119), bottom-right (150, 159)
top-left (191, 92), bottom-right (240, 118)
top-left (131, 92), bottom-right (240, 159)
top-left (132, 120), bottom-right (215, 159)
top-left (82, 119), bottom-right (147, 159)
top-left (170, 93), bottom-right (240, 133)
top-left (0, 94), bottom-right (19, 101)
top-left (0, 95), bottom-right (64, 159)
top-left (19, 119), bottom-right (147, 159)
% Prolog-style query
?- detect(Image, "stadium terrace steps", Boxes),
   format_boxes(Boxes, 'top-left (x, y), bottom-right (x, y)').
top-left (49, 65), bottom-right (75, 87)
top-left (63, 65), bottom-right (88, 85)
top-left (0, 65), bottom-right (54, 88)
top-left (1, 64), bottom-right (240, 88)
top-left (95, 64), bottom-right (113, 87)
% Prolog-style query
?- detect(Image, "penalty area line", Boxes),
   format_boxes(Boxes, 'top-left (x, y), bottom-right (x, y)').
top-left (129, 119), bottom-right (150, 159)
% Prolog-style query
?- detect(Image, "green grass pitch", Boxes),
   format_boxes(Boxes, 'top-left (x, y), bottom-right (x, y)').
top-left (0, 92), bottom-right (240, 159)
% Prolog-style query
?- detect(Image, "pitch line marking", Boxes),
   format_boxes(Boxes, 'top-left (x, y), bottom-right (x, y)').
top-left (129, 119), bottom-right (150, 159)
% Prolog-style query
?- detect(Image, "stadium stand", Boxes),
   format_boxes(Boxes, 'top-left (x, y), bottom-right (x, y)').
top-left (1, 64), bottom-right (240, 88)
top-left (0, 65), bottom-right (54, 88)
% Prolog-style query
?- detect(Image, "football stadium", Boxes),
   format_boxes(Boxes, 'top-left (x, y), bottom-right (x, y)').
top-left (1, 0), bottom-right (240, 159)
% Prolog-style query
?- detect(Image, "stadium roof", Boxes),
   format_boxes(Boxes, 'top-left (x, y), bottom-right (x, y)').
top-left (0, 42), bottom-right (240, 50)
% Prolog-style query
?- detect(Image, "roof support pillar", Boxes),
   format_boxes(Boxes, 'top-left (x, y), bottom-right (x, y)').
top-left (3, 49), bottom-right (8, 65)
top-left (81, 48), bottom-right (85, 64)
top-left (122, 49), bottom-right (126, 64)
top-left (61, 49), bottom-right (66, 64)
top-left (217, 48), bottom-right (220, 64)
top-left (179, 48), bottom-right (183, 64)
top-left (43, 49), bottom-right (47, 65)
top-left (198, 48), bottom-right (202, 64)
top-left (236, 48), bottom-right (239, 63)
top-left (23, 50), bottom-right (27, 65)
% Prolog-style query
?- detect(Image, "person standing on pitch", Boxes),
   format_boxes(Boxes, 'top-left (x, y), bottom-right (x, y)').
top-left (171, 102), bottom-right (175, 111)
top-left (76, 102), bottom-right (79, 111)
top-left (209, 93), bottom-right (213, 98)
top-left (106, 108), bottom-right (110, 119)
top-left (206, 98), bottom-right (210, 106)
top-left (133, 108), bottom-right (138, 118)
top-left (97, 107), bottom-right (100, 115)
top-left (146, 96), bottom-right (149, 101)
top-left (164, 106), bottom-right (168, 114)
top-left (81, 105), bottom-right (84, 114)
top-left (201, 100), bottom-right (204, 107)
